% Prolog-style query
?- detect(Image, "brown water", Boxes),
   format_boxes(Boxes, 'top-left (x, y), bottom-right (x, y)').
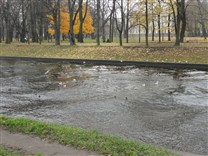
top-left (0, 60), bottom-right (207, 155)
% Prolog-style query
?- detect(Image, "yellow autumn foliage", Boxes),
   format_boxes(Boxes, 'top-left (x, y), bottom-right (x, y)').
top-left (48, 4), bottom-right (94, 35)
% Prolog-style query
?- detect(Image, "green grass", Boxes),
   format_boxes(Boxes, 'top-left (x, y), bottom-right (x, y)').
top-left (0, 144), bottom-right (42, 156)
top-left (0, 115), bottom-right (178, 156)
top-left (0, 146), bottom-right (22, 156)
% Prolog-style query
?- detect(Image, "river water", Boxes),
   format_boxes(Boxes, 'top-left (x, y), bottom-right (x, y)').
top-left (0, 60), bottom-right (207, 155)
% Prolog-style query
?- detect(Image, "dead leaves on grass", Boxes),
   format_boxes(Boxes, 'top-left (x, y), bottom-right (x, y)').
top-left (1, 45), bottom-right (207, 64)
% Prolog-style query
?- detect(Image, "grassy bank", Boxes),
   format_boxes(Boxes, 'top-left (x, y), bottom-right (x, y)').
top-left (0, 146), bottom-right (21, 156)
top-left (0, 116), bottom-right (178, 156)
top-left (0, 145), bottom-right (42, 156)
top-left (0, 43), bottom-right (207, 64)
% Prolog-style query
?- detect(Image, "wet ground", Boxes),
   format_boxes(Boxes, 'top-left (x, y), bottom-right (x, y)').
top-left (0, 60), bottom-right (207, 155)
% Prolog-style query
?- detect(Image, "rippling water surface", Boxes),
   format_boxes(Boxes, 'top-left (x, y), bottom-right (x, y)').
top-left (0, 60), bottom-right (207, 155)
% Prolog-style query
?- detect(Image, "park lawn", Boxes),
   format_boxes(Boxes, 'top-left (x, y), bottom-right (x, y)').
top-left (0, 115), bottom-right (178, 156)
top-left (0, 42), bottom-right (208, 64)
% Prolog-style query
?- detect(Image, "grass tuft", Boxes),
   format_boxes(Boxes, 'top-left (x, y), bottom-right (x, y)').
top-left (0, 115), bottom-right (178, 156)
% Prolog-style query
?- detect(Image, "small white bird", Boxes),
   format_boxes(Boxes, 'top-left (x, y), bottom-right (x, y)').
top-left (155, 81), bottom-right (159, 85)
top-left (45, 70), bottom-right (50, 75)
top-left (142, 84), bottom-right (146, 87)
top-left (72, 79), bottom-right (77, 82)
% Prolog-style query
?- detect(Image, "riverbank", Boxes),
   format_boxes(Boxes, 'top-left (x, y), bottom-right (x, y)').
top-left (0, 116), bottom-right (177, 156)
top-left (0, 145), bottom-right (22, 156)
top-left (1, 129), bottom-right (204, 156)
top-left (0, 44), bottom-right (207, 64)
top-left (0, 129), bottom-right (97, 156)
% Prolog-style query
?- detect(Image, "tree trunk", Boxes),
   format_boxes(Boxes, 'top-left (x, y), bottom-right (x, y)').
top-left (201, 23), bottom-right (207, 39)
top-left (78, 0), bottom-right (89, 43)
top-left (126, 0), bottom-right (129, 43)
top-left (158, 14), bottom-right (161, 43)
top-left (109, 15), bottom-right (112, 42)
top-left (111, 13), bottom-right (115, 42)
top-left (168, 14), bottom-right (171, 41)
top-left (194, 22), bottom-right (198, 36)
top-left (9, 26), bottom-right (13, 42)
top-left (68, 0), bottom-right (76, 45)
top-left (145, 0), bottom-right (149, 47)
top-left (5, 0), bottom-right (11, 44)
top-left (180, 0), bottom-right (186, 43)
top-left (119, 31), bottom-right (122, 46)
top-left (139, 25), bottom-right (141, 43)
top-left (96, 0), bottom-right (100, 45)
top-left (5, 20), bottom-right (11, 44)
top-left (39, 0), bottom-right (43, 44)
top-left (115, 0), bottom-right (124, 46)
top-left (152, 20), bottom-right (155, 41)
top-left (44, 22), bottom-right (49, 40)
top-left (78, 0), bottom-right (84, 43)
top-left (197, 0), bottom-right (207, 40)
top-left (5, 19), bottom-right (11, 44)
top-left (39, 18), bottom-right (43, 44)
top-left (1, 20), bottom-right (4, 42)
top-left (0, 22), bottom-right (2, 43)
top-left (20, 0), bottom-right (27, 43)
top-left (30, 0), bottom-right (38, 42)
top-left (151, 4), bottom-right (154, 42)
top-left (54, 0), bottom-right (61, 45)
top-left (102, 0), bottom-right (106, 42)
top-left (175, 1), bottom-right (181, 46)
top-left (102, 22), bottom-right (106, 42)
top-left (109, 0), bottom-right (116, 42)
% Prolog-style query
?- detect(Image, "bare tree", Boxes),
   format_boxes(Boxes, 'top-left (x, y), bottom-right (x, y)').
top-left (96, 0), bottom-right (100, 45)
top-left (145, 0), bottom-right (149, 47)
top-left (68, 0), bottom-right (80, 45)
top-left (165, 0), bottom-right (182, 46)
top-left (101, 0), bottom-right (110, 42)
top-left (167, 13), bottom-right (171, 41)
top-left (157, 0), bottom-right (161, 43)
top-left (56, 0), bottom-right (61, 45)
top-left (125, 0), bottom-right (130, 43)
top-left (151, 3), bottom-right (155, 41)
top-left (38, 0), bottom-right (44, 44)
top-left (197, 0), bottom-right (207, 39)
top-left (30, 0), bottom-right (38, 42)
top-left (109, 0), bottom-right (116, 42)
top-left (2, 0), bottom-right (12, 43)
top-left (179, 0), bottom-right (186, 43)
top-left (78, 0), bottom-right (89, 43)
top-left (115, 0), bottom-right (125, 46)
top-left (44, 0), bottom-right (61, 45)
top-left (0, 0), bottom-right (3, 43)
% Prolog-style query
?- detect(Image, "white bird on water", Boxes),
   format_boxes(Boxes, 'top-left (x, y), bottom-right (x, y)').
top-left (72, 79), bottom-right (77, 82)
top-left (155, 81), bottom-right (159, 85)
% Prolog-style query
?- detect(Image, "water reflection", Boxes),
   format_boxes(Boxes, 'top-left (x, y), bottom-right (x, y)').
top-left (0, 60), bottom-right (207, 155)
